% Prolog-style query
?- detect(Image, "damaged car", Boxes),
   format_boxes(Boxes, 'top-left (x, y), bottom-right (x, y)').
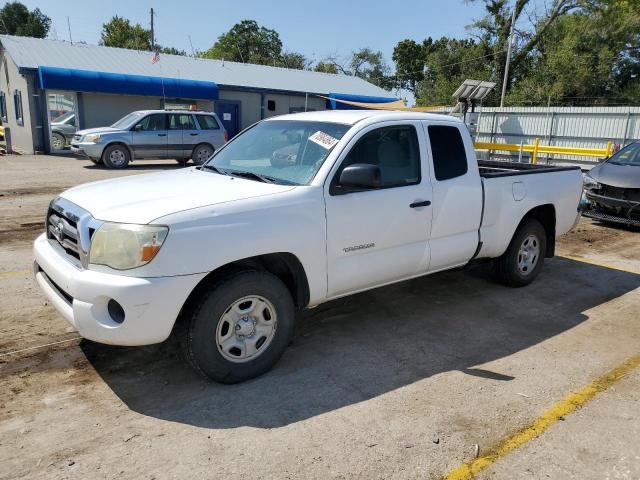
top-left (582, 142), bottom-right (640, 227)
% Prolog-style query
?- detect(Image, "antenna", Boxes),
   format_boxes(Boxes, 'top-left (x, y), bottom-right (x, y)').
top-left (150, 8), bottom-right (155, 50)
top-left (66, 16), bottom-right (73, 44)
top-left (188, 35), bottom-right (195, 57)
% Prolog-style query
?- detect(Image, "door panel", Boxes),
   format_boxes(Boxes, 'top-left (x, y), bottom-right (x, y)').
top-left (325, 122), bottom-right (432, 297)
top-left (131, 113), bottom-right (167, 158)
top-left (168, 113), bottom-right (198, 159)
top-left (422, 122), bottom-right (483, 271)
top-left (215, 102), bottom-right (240, 137)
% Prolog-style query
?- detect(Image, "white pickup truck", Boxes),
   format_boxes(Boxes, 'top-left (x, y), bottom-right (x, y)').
top-left (34, 110), bottom-right (583, 383)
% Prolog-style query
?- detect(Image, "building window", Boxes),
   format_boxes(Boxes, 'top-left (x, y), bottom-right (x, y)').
top-left (267, 100), bottom-right (276, 111)
top-left (13, 90), bottom-right (23, 126)
top-left (0, 92), bottom-right (7, 122)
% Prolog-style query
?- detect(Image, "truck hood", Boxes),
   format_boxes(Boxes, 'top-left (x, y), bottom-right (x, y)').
top-left (588, 162), bottom-right (640, 189)
top-left (60, 167), bottom-right (295, 224)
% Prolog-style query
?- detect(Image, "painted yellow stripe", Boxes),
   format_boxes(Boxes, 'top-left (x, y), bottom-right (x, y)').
top-left (0, 269), bottom-right (31, 279)
top-left (443, 355), bottom-right (640, 480)
top-left (559, 255), bottom-right (639, 275)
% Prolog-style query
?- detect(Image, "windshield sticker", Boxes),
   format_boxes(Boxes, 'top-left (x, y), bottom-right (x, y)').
top-left (309, 131), bottom-right (339, 150)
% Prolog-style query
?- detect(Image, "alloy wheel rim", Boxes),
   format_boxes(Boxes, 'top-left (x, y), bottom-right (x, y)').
top-left (52, 136), bottom-right (63, 149)
top-left (215, 295), bottom-right (277, 363)
top-left (517, 234), bottom-right (540, 275)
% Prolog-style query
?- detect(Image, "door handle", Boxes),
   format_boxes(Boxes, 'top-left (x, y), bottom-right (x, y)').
top-left (157, 133), bottom-right (167, 137)
top-left (189, 133), bottom-right (198, 136)
top-left (410, 200), bottom-right (431, 208)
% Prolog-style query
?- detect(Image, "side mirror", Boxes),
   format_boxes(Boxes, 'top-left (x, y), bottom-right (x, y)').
top-left (133, 124), bottom-right (143, 132)
top-left (339, 164), bottom-right (383, 190)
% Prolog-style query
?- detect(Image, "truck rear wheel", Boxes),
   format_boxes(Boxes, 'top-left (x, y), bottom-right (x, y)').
top-left (494, 218), bottom-right (546, 287)
top-left (178, 270), bottom-right (295, 383)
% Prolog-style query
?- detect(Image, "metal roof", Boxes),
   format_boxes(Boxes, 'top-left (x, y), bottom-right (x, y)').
top-left (0, 35), bottom-right (392, 97)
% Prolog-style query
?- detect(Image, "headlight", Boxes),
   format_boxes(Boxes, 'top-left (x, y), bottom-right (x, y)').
top-left (583, 173), bottom-right (601, 191)
top-left (89, 223), bottom-right (168, 270)
top-left (83, 133), bottom-right (101, 143)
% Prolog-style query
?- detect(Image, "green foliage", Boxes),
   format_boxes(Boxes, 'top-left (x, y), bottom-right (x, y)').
top-left (201, 20), bottom-right (283, 65)
top-left (159, 46), bottom-right (187, 56)
top-left (280, 51), bottom-right (309, 70)
top-left (399, 0), bottom-right (640, 106)
top-left (0, 1), bottom-right (50, 38)
top-left (314, 62), bottom-right (338, 74)
top-left (100, 16), bottom-right (151, 50)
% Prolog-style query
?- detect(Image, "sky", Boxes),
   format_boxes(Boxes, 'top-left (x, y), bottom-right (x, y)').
top-left (18, 0), bottom-right (487, 64)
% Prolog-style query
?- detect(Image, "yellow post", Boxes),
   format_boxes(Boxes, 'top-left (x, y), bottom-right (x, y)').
top-left (532, 137), bottom-right (540, 164)
top-left (606, 140), bottom-right (613, 157)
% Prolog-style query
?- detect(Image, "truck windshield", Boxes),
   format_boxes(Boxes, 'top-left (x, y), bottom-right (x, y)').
top-left (206, 120), bottom-right (351, 185)
top-left (111, 112), bottom-right (145, 129)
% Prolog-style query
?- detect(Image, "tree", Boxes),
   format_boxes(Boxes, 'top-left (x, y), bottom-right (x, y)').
top-left (314, 62), bottom-right (338, 74)
top-left (315, 48), bottom-right (394, 89)
top-left (507, 0), bottom-right (640, 105)
top-left (468, 0), bottom-right (582, 98)
top-left (280, 51), bottom-right (310, 70)
top-left (416, 37), bottom-right (493, 105)
top-left (0, 1), bottom-right (50, 38)
top-left (201, 20), bottom-right (283, 65)
top-left (159, 46), bottom-right (187, 56)
top-left (392, 39), bottom-right (425, 93)
top-left (100, 16), bottom-right (151, 50)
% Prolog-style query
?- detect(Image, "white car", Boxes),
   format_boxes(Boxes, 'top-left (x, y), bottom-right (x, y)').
top-left (34, 110), bottom-right (583, 383)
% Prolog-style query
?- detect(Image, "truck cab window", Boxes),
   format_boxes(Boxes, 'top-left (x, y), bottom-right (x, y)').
top-left (428, 125), bottom-right (468, 181)
top-left (339, 125), bottom-right (420, 188)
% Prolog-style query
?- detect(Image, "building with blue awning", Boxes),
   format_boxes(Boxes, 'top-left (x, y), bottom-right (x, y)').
top-left (0, 35), bottom-right (395, 154)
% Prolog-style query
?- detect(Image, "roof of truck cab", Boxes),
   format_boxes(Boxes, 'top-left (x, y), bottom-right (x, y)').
top-left (266, 110), bottom-right (463, 125)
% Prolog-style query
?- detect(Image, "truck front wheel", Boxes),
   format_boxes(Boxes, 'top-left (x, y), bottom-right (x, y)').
top-left (494, 218), bottom-right (547, 287)
top-left (179, 270), bottom-right (295, 383)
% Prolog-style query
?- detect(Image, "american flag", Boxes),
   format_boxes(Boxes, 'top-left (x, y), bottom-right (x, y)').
top-left (151, 49), bottom-right (160, 64)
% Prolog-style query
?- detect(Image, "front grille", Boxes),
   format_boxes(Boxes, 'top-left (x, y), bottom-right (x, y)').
top-left (47, 210), bottom-right (81, 260)
top-left (598, 185), bottom-right (640, 202)
top-left (46, 197), bottom-right (102, 268)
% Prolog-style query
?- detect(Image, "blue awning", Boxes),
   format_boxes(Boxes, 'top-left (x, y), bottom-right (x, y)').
top-left (38, 66), bottom-right (219, 100)
top-left (327, 92), bottom-right (398, 110)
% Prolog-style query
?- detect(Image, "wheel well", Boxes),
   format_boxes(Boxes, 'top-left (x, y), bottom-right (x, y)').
top-left (520, 204), bottom-right (556, 257)
top-left (177, 252), bottom-right (310, 325)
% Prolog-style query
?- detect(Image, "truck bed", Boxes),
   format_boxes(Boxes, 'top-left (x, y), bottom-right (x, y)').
top-left (478, 160), bottom-right (581, 178)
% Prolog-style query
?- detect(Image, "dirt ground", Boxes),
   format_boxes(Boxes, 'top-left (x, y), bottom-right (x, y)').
top-left (1, 154), bottom-right (639, 480)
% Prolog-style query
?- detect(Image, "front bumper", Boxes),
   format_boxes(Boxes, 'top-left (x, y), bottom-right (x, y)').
top-left (70, 142), bottom-right (104, 160)
top-left (33, 233), bottom-right (206, 346)
top-left (583, 190), bottom-right (640, 227)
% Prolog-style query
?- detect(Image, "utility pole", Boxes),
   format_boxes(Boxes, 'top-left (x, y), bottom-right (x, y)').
top-left (66, 16), bottom-right (73, 44)
top-left (500, 6), bottom-right (517, 108)
top-left (150, 8), bottom-right (155, 50)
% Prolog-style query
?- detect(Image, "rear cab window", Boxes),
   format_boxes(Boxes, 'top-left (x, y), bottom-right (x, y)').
top-left (427, 125), bottom-right (468, 181)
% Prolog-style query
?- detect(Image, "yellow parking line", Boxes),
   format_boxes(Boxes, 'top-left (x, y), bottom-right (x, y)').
top-left (558, 255), bottom-right (639, 275)
top-left (0, 269), bottom-right (31, 279)
top-left (443, 355), bottom-right (640, 480)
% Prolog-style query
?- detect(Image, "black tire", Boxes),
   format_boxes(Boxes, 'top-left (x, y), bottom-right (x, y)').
top-left (191, 143), bottom-right (214, 165)
top-left (178, 270), bottom-right (295, 383)
top-left (494, 218), bottom-right (547, 287)
top-left (51, 132), bottom-right (65, 150)
top-left (102, 144), bottom-right (130, 169)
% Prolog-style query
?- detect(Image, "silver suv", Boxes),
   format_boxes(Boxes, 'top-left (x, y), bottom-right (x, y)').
top-left (70, 110), bottom-right (228, 169)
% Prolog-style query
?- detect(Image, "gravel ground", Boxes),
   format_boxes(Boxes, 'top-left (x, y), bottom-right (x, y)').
top-left (1, 154), bottom-right (639, 480)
